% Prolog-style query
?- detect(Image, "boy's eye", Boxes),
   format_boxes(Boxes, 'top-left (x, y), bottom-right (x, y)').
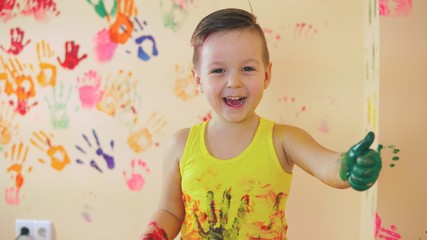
top-left (242, 67), bottom-right (255, 72)
top-left (211, 69), bottom-right (224, 73)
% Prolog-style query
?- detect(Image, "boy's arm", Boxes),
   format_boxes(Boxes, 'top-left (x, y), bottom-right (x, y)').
top-left (281, 126), bottom-right (381, 190)
top-left (140, 129), bottom-right (189, 239)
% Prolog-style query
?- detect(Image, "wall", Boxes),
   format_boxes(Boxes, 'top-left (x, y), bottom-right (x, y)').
top-left (1, 1), bottom-right (369, 239)
top-left (377, 0), bottom-right (427, 239)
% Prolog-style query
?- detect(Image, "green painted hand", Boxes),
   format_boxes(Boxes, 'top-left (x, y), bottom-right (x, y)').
top-left (339, 132), bottom-right (382, 191)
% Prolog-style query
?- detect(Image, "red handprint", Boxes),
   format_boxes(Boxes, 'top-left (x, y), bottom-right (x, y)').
top-left (57, 41), bottom-right (88, 70)
top-left (20, 0), bottom-right (60, 22)
top-left (0, 0), bottom-right (18, 22)
top-left (0, 27), bottom-right (31, 55)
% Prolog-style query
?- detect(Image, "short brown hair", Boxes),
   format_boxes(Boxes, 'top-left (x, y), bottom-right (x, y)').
top-left (191, 8), bottom-right (270, 69)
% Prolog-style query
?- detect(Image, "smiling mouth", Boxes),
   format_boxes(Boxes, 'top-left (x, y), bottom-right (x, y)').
top-left (223, 96), bottom-right (246, 108)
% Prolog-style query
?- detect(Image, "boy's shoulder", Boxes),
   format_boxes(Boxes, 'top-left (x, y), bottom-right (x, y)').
top-left (272, 122), bottom-right (310, 140)
top-left (170, 127), bottom-right (191, 146)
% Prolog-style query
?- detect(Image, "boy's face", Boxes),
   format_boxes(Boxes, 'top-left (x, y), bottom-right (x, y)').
top-left (193, 29), bottom-right (272, 123)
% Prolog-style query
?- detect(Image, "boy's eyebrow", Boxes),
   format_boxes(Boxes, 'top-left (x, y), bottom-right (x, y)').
top-left (206, 61), bottom-right (224, 68)
top-left (206, 59), bottom-right (262, 68)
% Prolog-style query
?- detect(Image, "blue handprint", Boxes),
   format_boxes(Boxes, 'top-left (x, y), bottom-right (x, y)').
top-left (76, 129), bottom-right (115, 172)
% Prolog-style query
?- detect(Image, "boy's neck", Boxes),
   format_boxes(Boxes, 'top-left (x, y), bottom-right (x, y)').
top-left (208, 113), bottom-right (260, 133)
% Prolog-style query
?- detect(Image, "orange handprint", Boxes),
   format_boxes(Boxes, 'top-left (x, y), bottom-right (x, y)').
top-left (173, 64), bottom-right (198, 101)
top-left (127, 112), bottom-right (166, 153)
top-left (5, 142), bottom-right (31, 189)
top-left (108, 0), bottom-right (136, 44)
top-left (30, 130), bottom-right (71, 171)
top-left (0, 101), bottom-right (19, 146)
top-left (0, 56), bottom-right (37, 115)
top-left (36, 40), bottom-right (57, 87)
top-left (4, 142), bottom-right (31, 205)
top-left (249, 191), bottom-right (288, 239)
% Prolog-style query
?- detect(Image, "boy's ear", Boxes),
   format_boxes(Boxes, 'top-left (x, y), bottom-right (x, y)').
top-left (263, 62), bottom-right (272, 89)
top-left (192, 68), bottom-right (203, 93)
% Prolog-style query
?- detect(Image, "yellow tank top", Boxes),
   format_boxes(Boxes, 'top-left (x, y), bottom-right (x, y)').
top-left (180, 117), bottom-right (292, 240)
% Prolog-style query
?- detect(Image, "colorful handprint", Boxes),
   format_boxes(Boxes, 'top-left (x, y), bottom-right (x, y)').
top-left (57, 41), bottom-right (88, 70)
top-left (0, 56), bottom-right (38, 115)
top-left (36, 40), bottom-right (57, 87)
top-left (108, 0), bottom-right (136, 44)
top-left (182, 189), bottom-right (250, 239)
top-left (4, 142), bottom-right (32, 205)
top-left (45, 81), bottom-right (72, 129)
top-left (30, 130), bottom-right (71, 171)
top-left (127, 112), bottom-right (166, 154)
top-left (96, 70), bottom-right (136, 116)
top-left (77, 70), bottom-right (104, 109)
top-left (123, 159), bottom-right (150, 191)
top-left (0, 27), bottom-right (31, 55)
top-left (75, 129), bottom-right (115, 173)
top-left (0, 101), bottom-right (19, 146)
top-left (173, 64), bottom-right (198, 101)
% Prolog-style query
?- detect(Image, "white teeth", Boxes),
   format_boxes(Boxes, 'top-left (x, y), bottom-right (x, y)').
top-left (226, 97), bottom-right (243, 100)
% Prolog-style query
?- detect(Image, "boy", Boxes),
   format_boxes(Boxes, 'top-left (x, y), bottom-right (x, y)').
top-left (141, 8), bottom-right (381, 240)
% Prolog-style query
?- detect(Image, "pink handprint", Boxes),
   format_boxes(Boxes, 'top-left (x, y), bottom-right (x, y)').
top-left (57, 41), bottom-right (88, 70)
top-left (0, 0), bottom-right (18, 22)
top-left (94, 28), bottom-right (118, 63)
top-left (123, 159), bottom-right (150, 191)
top-left (77, 70), bottom-right (104, 109)
top-left (0, 27), bottom-right (31, 55)
top-left (5, 187), bottom-right (20, 205)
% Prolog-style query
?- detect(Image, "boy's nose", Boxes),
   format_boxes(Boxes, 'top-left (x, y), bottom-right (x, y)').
top-left (226, 72), bottom-right (242, 88)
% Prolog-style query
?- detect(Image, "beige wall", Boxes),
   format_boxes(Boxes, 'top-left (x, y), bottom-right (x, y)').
top-left (0, 1), bottom-right (391, 240)
top-left (378, 0), bottom-right (427, 239)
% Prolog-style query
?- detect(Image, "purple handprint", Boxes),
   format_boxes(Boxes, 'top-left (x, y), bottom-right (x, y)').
top-left (76, 129), bottom-right (115, 173)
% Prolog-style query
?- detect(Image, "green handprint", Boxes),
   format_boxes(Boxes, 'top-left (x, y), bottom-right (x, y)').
top-left (339, 131), bottom-right (382, 191)
top-left (87, 0), bottom-right (118, 19)
top-left (192, 189), bottom-right (250, 239)
top-left (45, 82), bottom-right (72, 129)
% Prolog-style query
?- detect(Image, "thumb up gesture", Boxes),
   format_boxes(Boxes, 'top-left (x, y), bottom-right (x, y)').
top-left (339, 132), bottom-right (382, 191)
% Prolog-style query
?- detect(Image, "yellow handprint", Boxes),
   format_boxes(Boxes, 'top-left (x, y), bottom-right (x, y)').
top-left (0, 101), bottom-right (19, 146)
top-left (173, 63), bottom-right (199, 101)
top-left (30, 130), bottom-right (71, 171)
top-left (36, 40), bottom-right (57, 87)
top-left (0, 56), bottom-right (37, 114)
top-left (96, 70), bottom-right (136, 116)
top-left (127, 112), bottom-right (166, 153)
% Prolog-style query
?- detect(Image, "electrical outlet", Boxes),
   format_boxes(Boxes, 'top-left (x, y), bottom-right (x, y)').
top-left (15, 219), bottom-right (53, 240)
top-left (15, 219), bottom-right (34, 238)
top-left (33, 220), bottom-right (52, 240)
